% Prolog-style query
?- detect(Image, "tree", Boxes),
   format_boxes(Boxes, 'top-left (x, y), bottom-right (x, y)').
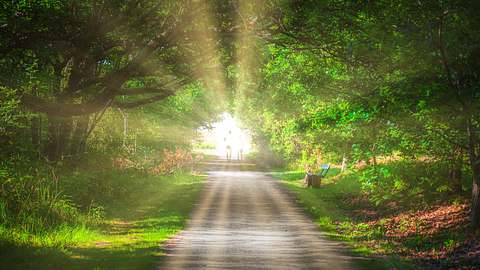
top-left (0, 0), bottom-right (227, 161)
top-left (238, 0), bottom-right (480, 228)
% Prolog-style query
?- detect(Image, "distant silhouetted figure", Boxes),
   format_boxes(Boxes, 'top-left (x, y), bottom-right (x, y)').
top-left (225, 130), bottom-right (233, 160)
top-left (226, 145), bottom-right (232, 160)
top-left (238, 148), bottom-right (243, 160)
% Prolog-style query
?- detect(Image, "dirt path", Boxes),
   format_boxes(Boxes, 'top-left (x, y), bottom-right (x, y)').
top-left (160, 159), bottom-right (385, 269)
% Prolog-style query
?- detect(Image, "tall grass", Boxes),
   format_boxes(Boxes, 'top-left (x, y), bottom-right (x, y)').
top-left (0, 150), bottom-right (205, 269)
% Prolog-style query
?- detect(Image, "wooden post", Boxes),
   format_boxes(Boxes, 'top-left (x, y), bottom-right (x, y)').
top-left (341, 154), bottom-right (347, 172)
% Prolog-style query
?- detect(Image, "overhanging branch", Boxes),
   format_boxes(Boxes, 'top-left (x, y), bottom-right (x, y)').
top-left (119, 87), bottom-right (171, 95)
top-left (21, 94), bottom-right (110, 117)
top-left (113, 91), bottom-right (175, 109)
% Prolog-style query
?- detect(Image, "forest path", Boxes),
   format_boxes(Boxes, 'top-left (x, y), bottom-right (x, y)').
top-left (159, 158), bottom-right (385, 269)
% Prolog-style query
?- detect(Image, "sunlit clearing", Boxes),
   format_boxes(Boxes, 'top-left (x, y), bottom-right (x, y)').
top-left (198, 113), bottom-right (251, 159)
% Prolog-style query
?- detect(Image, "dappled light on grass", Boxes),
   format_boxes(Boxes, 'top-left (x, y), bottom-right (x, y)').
top-left (0, 172), bottom-right (204, 270)
top-left (0, 225), bottom-right (100, 249)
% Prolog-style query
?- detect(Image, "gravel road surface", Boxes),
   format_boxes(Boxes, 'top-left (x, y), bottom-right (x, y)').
top-left (160, 159), bottom-right (386, 269)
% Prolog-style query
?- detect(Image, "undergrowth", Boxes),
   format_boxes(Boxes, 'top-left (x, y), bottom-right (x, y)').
top-left (0, 152), bottom-right (205, 270)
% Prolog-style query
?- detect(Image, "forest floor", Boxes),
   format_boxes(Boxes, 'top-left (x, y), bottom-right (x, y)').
top-left (274, 170), bottom-right (480, 270)
top-left (0, 172), bottom-right (205, 270)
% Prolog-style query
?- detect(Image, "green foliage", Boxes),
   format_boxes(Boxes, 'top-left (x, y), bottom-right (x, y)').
top-left (236, 2), bottom-right (480, 232)
top-left (356, 161), bottom-right (466, 207)
top-left (0, 160), bottom-right (87, 232)
top-left (1, 0), bottom-right (480, 267)
top-left (0, 87), bottom-right (23, 133)
top-left (0, 155), bottom-right (204, 269)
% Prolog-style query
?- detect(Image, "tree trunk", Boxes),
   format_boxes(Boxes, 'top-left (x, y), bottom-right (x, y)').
top-left (371, 144), bottom-right (377, 166)
top-left (57, 117), bottom-right (72, 160)
top-left (45, 116), bottom-right (60, 162)
top-left (450, 165), bottom-right (463, 193)
top-left (134, 132), bottom-right (137, 153)
top-left (70, 115), bottom-right (89, 156)
top-left (341, 154), bottom-right (347, 172)
top-left (44, 116), bottom-right (72, 162)
top-left (467, 119), bottom-right (480, 229)
top-left (31, 115), bottom-right (41, 154)
top-left (117, 108), bottom-right (128, 147)
top-left (449, 146), bottom-right (463, 194)
top-left (471, 162), bottom-right (480, 229)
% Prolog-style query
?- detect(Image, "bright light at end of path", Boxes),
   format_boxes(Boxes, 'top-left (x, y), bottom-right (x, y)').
top-left (199, 113), bottom-right (251, 159)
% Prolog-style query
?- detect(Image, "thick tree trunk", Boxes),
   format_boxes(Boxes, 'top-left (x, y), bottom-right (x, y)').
top-left (70, 115), bottom-right (90, 156)
top-left (467, 119), bottom-right (480, 229)
top-left (58, 117), bottom-right (72, 159)
top-left (44, 116), bottom-right (72, 162)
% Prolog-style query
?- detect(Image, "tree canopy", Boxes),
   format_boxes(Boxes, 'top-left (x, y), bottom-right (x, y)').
top-left (1, 0), bottom-right (480, 233)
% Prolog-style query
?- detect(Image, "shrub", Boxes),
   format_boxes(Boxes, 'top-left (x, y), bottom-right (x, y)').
top-left (150, 148), bottom-right (199, 175)
top-left (0, 161), bottom-right (82, 231)
top-left (357, 160), bottom-right (458, 207)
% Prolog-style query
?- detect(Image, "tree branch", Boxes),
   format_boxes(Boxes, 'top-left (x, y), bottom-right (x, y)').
top-left (119, 87), bottom-right (171, 95)
top-left (113, 91), bottom-right (175, 109)
top-left (21, 94), bottom-right (109, 117)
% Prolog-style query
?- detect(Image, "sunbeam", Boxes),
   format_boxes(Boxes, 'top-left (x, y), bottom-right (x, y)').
top-left (175, 0), bottom-right (228, 104)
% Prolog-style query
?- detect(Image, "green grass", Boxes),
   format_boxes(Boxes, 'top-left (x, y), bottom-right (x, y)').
top-left (272, 169), bottom-right (361, 234)
top-left (272, 169), bottom-right (416, 269)
top-left (0, 172), bottom-right (204, 270)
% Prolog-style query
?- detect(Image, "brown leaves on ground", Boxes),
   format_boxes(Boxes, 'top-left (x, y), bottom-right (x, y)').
top-left (378, 204), bottom-right (469, 238)
top-left (418, 236), bottom-right (480, 270)
top-left (343, 198), bottom-right (480, 269)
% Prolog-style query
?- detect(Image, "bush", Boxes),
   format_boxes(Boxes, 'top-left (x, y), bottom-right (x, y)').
top-left (150, 148), bottom-right (200, 175)
top-left (0, 165), bottom-right (83, 232)
top-left (357, 160), bottom-right (463, 207)
top-left (61, 169), bottom-right (137, 209)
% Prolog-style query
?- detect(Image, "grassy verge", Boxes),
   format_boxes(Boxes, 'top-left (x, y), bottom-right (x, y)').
top-left (272, 168), bottom-right (416, 269)
top-left (274, 163), bottom-right (480, 269)
top-left (0, 171), bottom-right (204, 270)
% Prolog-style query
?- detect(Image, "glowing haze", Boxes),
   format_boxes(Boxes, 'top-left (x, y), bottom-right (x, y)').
top-left (199, 113), bottom-right (251, 158)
